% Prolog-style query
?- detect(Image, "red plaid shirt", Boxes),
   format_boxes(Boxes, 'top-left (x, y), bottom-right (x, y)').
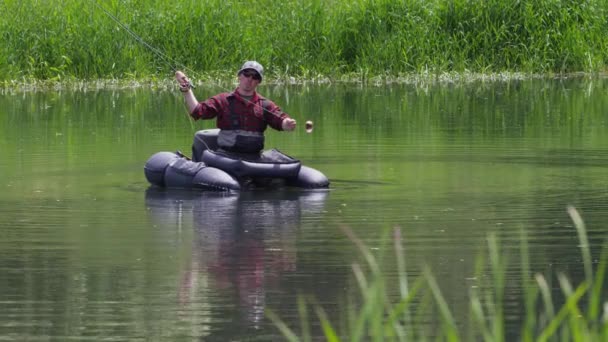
top-left (190, 88), bottom-right (289, 132)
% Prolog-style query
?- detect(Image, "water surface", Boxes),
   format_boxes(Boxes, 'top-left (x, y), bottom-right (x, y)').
top-left (1, 78), bottom-right (607, 340)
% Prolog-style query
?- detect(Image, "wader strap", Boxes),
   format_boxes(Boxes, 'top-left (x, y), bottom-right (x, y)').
top-left (261, 99), bottom-right (271, 115)
top-left (228, 97), bottom-right (240, 130)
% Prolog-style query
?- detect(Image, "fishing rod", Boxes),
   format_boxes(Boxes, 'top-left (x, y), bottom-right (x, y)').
top-left (87, 0), bottom-right (196, 89)
top-left (87, 0), bottom-right (315, 133)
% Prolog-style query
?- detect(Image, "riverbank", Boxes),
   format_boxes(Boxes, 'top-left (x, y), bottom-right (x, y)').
top-left (2, 70), bottom-right (604, 95)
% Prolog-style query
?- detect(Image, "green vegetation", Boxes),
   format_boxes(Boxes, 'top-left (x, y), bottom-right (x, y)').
top-left (268, 207), bottom-right (608, 341)
top-left (1, 0), bottom-right (608, 85)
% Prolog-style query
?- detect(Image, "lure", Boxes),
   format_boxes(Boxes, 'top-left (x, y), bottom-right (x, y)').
top-left (305, 120), bottom-right (314, 133)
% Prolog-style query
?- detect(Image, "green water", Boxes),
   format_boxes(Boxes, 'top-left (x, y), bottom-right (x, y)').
top-left (1, 78), bottom-right (607, 340)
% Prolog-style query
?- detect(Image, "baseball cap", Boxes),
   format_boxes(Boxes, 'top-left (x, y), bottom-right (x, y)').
top-left (237, 61), bottom-right (264, 82)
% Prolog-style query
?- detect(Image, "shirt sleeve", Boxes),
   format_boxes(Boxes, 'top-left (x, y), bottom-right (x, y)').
top-left (261, 100), bottom-right (289, 131)
top-left (190, 94), bottom-right (225, 120)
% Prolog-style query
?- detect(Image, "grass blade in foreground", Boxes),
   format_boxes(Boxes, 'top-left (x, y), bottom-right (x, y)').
top-left (270, 208), bottom-right (607, 340)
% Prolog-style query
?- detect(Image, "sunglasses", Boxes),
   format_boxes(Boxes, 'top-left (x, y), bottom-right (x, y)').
top-left (241, 70), bottom-right (261, 81)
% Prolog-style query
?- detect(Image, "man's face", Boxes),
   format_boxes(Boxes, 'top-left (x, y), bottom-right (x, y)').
top-left (238, 69), bottom-right (261, 91)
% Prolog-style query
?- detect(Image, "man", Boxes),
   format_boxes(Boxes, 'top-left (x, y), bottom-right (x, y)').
top-left (175, 61), bottom-right (297, 154)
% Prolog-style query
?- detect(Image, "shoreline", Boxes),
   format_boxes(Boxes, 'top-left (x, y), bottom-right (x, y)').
top-left (1, 71), bottom-right (604, 94)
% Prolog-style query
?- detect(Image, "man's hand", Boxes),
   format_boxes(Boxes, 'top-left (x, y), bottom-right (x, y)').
top-left (282, 118), bottom-right (297, 131)
top-left (175, 70), bottom-right (199, 114)
top-left (175, 71), bottom-right (192, 93)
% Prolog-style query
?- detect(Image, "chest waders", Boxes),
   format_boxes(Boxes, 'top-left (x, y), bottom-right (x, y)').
top-left (222, 97), bottom-right (267, 153)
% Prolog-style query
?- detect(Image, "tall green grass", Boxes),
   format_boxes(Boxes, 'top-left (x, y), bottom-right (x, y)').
top-left (267, 206), bottom-right (608, 340)
top-left (1, 0), bottom-right (608, 83)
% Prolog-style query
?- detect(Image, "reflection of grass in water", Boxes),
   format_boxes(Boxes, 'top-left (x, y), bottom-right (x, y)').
top-left (268, 206), bottom-right (607, 341)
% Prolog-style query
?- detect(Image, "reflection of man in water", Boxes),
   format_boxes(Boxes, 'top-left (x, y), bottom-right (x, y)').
top-left (146, 190), bottom-right (327, 333)
top-left (195, 193), bottom-right (307, 327)
top-left (204, 226), bottom-right (273, 326)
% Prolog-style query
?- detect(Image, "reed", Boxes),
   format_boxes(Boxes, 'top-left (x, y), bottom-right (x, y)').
top-left (2, 0), bottom-right (608, 83)
top-left (267, 207), bottom-right (608, 340)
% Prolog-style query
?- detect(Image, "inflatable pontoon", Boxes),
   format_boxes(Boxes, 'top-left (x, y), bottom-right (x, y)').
top-left (144, 129), bottom-right (329, 191)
